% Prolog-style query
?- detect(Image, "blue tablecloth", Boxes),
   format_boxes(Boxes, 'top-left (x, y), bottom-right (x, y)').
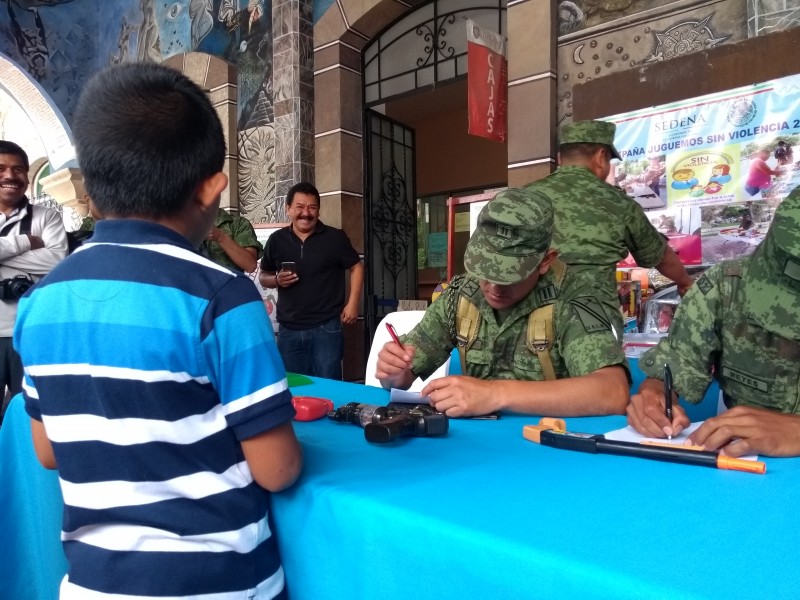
top-left (3, 369), bottom-right (794, 600)
top-left (0, 395), bottom-right (67, 599)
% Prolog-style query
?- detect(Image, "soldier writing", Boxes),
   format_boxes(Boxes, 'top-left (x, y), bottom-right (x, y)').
top-left (627, 190), bottom-right (800, 457)
top-left (376, 189), bottom-right (629, 418)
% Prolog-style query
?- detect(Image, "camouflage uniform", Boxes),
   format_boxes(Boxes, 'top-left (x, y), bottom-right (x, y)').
top-left (522, 121), bottom-right (668, 319)
top-left (639, 189), bottom-right (800, 413)
top-left (403, 268), bottom-right (628, 382)
top-left (402, 188), bottom-right (628, 382)
top-left (201, 208), bottom-right (263, 273)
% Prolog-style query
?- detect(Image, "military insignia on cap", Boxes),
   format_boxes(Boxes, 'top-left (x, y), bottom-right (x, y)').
top-left (495, 224), bottom-right (514, 239)
top-left (696, 274), bottom-right (713, 295)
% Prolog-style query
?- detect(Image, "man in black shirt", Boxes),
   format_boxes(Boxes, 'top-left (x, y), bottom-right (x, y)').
top-left (259, 182), bottom-right (363, 379)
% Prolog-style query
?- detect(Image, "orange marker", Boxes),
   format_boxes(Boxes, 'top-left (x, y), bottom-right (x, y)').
top-left (523, 419), bottom-right (766, 475)
top-left (717, 455), bottom-right (767, 474)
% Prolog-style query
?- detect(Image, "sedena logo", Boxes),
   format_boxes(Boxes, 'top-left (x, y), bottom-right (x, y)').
top-left (726, 98), bottom-right (757, 127)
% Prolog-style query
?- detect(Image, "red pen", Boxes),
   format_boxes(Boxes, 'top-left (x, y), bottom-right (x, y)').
top-left (385, 322), bottom-right (405, 349)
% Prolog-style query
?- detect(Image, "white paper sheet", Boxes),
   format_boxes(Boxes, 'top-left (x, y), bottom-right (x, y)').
top-left (604, 422), bottom-right (702, 445)
top-left (389, 388), bottom-right (430, 404)
top-left (604, 422), bottom-right (758, 460)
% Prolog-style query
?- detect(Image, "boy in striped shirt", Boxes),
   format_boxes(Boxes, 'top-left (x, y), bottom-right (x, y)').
top-left (18, 62), bottom-right (302, 599)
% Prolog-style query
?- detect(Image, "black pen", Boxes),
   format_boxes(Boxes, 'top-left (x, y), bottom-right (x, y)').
top-left (664, 364), bottom-right (674, 440)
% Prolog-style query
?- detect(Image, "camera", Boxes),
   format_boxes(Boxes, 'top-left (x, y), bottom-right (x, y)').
top-left (327, 402), bottom-right (449, 443)
top-left (0, 274), bottom-right (34, 300)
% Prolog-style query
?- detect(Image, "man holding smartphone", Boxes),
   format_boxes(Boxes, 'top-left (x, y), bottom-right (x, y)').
top-left (259, 182), bottom-right (363, 380)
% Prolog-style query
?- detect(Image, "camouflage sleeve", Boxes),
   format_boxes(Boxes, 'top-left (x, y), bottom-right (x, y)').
top-left (557, 292), bottom-right (630, 380)
top-left (231, 215), bottom-right (263, 259)
top-left (402, 286), bottom-right (458, 381)
top-left (620, 191), bottom-right (668, 267)
top-left (637, 266), bottom-right (724, 403)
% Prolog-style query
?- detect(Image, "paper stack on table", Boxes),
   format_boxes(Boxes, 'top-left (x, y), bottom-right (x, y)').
top-left (604, 422), bottom-right (758, 461)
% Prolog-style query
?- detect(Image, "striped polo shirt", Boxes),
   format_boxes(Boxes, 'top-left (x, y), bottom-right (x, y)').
top-left (17, 219), bottom-right (295, 599)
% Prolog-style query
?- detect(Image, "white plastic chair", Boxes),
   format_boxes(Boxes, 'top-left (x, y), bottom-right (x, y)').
top-left (364, 310), bottom-right (450, 392)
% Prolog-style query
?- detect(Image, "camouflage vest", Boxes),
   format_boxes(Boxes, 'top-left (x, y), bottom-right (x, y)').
top-left (717, 260), bottom-right (800, 413)
top-left (454, 260), bottom-right (567, 381)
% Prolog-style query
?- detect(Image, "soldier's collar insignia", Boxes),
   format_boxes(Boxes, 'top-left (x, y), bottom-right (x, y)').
top-left (536, 283), bottom-right (557, 304)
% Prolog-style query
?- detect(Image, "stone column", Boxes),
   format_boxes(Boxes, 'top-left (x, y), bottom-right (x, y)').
top-left (272, 0), bottom-right (315, 212)
top-left (163, 53), bottom-right (239, 212)
top-left (205, 73), bottom-right (238, 212)
top-left (39, 167), bottom-right (88, 220)
top-left (506, 0), bottom-right (558, 187)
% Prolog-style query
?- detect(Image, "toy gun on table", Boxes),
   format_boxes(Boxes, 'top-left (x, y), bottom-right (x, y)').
top-left (327, 402), bottom-right (449, 443)
top-left (523, 418), bottom-right (766, 475)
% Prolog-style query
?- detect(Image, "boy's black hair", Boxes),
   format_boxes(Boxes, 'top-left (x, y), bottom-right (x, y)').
top-left (286, 181), bottom-right (320, 206)
top-left (0, 140), bottom-right (30, 170)
top-left (72, 63), bottom-right (225, 218)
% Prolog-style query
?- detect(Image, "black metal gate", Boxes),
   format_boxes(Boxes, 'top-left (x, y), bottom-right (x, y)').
top-left (363, 109), bottom-right (418, 355)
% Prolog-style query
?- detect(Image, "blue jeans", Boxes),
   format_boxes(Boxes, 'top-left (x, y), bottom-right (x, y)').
top-left (277, 316), bottom-right (343, 380)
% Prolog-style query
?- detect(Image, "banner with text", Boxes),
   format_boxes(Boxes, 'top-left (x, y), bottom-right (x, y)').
top-left (467, 19), bottom-right (507, 143)
top-left (606, 73), bottom-right (800, 266)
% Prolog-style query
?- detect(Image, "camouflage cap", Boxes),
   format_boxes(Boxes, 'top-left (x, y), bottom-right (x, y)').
top-left (559, 119), bottom-right (622, 160)
top-left (745, 189), bottom-right (800, 338)
top-left (463, 188), bottom-right (553, 285)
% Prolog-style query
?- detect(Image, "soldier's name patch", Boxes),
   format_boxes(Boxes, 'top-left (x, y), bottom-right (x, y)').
top-left (570, 297), bottom-right (611, 333)
top-left (696, 274), bottom-right (714, 295)
top-left (721, 366), bottom-right (769, 393)
top-left (784, 257), bottom-right (800, 282)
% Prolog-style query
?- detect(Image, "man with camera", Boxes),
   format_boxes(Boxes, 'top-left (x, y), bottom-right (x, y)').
top-left (0, 141), bottom-right (67, 422)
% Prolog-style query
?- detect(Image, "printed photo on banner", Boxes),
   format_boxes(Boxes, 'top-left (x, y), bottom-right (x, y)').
top-left (699, 200), bottom-right (775, 264)
top-left (607, 72), bottom-right (800, 267)
top-left (618, 206), bottom-right (703, 267)
top-left (610, 154), bottom-right (667, 210)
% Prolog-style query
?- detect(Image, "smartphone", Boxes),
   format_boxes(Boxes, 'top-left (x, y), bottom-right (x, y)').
top-left (281, 261), bottom-right (296, 274)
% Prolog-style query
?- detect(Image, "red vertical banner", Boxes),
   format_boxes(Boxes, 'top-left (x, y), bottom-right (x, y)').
top-left (467, 19), bottom-right (507, 143)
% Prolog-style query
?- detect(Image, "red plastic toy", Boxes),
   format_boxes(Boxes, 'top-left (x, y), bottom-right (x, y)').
top-left (292, 396), bottom-right (334, 421)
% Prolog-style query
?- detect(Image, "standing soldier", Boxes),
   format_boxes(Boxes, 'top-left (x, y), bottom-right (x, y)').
top-left (523, 120), bottom-right (693, 335)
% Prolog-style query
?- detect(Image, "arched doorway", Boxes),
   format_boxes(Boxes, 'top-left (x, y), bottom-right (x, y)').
top-left (0, 53), bottom-right (74, 171)
top-left (313, 1), bottom-right (508, 377)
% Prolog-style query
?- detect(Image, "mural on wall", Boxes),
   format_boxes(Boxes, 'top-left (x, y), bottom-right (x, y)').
top-left (643, 14), bottom-right (730, 63)
top-left (106, 0), bottom-right (272, 130)
top-left (556, 0), bottom-right (746, 123)
top-left (747, 0), bottom-right (800, 36)
top-left (0, 0), bottom-right (98, 121)
top-left (559, 0), bottom-right (678, 34)
top-left (103, 0), bottom-right (276, 222)
top-left (238, 125), bottom-right (279, 223)
top-left (0, 0), bottom-right (312, 226)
